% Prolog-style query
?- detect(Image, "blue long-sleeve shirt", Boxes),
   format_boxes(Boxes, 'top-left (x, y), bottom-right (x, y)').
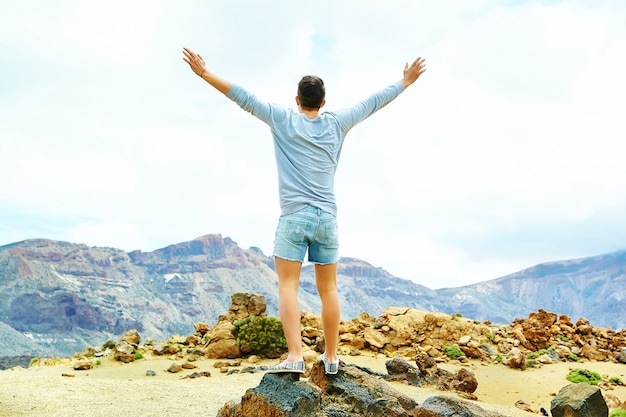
top-left (226, 81), bottom-right (404, 217)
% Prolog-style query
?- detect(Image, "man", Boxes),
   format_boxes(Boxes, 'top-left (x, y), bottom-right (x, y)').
top-left (183, 47), bottom-right (426, 374)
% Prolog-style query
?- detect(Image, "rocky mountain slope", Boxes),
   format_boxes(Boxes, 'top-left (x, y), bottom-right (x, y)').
top-left (432, 251), bottom-right (626, 329)
top-left (0, 236), bottom-right (624, 357)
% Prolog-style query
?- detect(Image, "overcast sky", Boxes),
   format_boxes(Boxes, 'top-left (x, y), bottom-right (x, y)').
top-left (1, 0), bottom-right (625, 289)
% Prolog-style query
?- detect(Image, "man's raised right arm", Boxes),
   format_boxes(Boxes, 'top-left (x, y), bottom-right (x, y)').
top-left (182, 47), bottom-right (232, 94)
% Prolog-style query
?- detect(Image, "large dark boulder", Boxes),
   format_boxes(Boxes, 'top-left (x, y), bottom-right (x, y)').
top-left (550, 383), bottom-right (608, 417)
top-left (217, 361), bottom-right (507, 417)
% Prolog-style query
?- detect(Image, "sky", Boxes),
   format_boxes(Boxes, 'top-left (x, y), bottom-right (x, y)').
top-left (1, 0), bottom-right (625, 289)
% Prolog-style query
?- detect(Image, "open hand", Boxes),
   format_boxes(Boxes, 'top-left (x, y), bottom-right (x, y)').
top-left (402, 57), bottom-right (426, 88)
top-left (182, 47), bottom-right (206, 76)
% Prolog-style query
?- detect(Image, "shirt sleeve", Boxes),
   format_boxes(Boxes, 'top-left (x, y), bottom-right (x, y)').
top-left (225, 84), bottom-right (281, 125)
top-left (330, 82), bottom-right (405, 133)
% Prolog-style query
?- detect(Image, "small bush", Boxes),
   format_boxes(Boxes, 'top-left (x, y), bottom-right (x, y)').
top-left (372, 322), bottom-right (384, 329)
top-left (526, 359), bottom-right (539, 368)
top-left (95, 360), bottom-right (102, 366)
top-left (102, 340), bottom-right (116, 350)
top-left (609, 376), bottom-right (624, 385)
top-left (609, 410), bottom-right (626, 417)
top-left (556, 335), bottom-right (569, 342)
top-left (527, 349), bottom-right (552, 360)
top-left (133, 351), bottom-right (143, 360)
top-left (494, 354), bottom-right (503, 363)
top-left (443, 343), bottom-right (465, 359)
top-left (487, 333), bottom-right (494, 341)
top-left (566, 368), bottom-right (602, 385)
top-left (567, 353), bottom-right (580, 362)
top-left (233, 316), bottom-right (288, 358)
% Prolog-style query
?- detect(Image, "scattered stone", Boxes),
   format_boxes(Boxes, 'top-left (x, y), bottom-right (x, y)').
top-left (194, 322), bottom-right (211, 335)
top-left (119, 329), bottom-right (141, 348)
top-left (152, 342), bottom-right (169, 356)
top-left (166, 344), bottom-right (181, 355)
top-left (206, 320), bottom-right (240, 359)
top-left (450, 368), bottom-right (478, 394)
top-left (502, 347), bottom-right (526, 370)
top-left (169, 334), bottom-right (188, 345)
top-left (415, 352), bottom-right (437, 372)
top-left (220, 293), bottom-right (267, 323)
top-left (458, 335), bottom-right (471, 345)
top-left (384, 357), bottom-right (421, 386)
top-left (550, 383), bottom-right (608, 417)
top-left (145, 370), bottom-right (156, 376)
top-left (114, 341), bottom-right (136, 363)
top-left (61, 373), bottom-right (75, 378)
top-left (214, 360), bottom-right (241, 368)
top-left (181, 362), bottom-right (197, 369)
top-left (182, 371), bottom-right (211, 379)
top-left (73, 360), bottom-right (93, 370)
top-left (617, 347), bottom-right (626, 364)
top-left (603, 393), bottom-right (622, 409)
top-left (515, 399), bottom-right (536, 413)
top-left (167, 363), bottom-right (183, 373)
top-left (247, 355), bottom-right (260, 364)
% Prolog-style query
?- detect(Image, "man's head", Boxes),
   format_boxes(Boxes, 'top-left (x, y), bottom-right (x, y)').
top-left (297, 75), bottom-right (325, 110)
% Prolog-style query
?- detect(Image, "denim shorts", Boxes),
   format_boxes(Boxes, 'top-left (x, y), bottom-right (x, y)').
top-left (273, 205), bottom-right (339, 264)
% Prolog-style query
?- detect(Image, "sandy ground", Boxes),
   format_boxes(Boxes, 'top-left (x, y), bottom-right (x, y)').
top-left (0, 353), bottom-right (625, 417)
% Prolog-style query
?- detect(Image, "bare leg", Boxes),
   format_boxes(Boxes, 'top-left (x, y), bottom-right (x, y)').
top-left (315, 262), bottom-right (339, 363)
top-left (274, 257), bottom-right (303, 362)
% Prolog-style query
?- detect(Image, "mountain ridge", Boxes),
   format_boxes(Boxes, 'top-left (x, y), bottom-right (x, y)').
top-left (1, 235), bottom-right (624, 358)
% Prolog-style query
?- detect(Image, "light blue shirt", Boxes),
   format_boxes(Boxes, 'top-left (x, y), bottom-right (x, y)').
top-left (226, 82), bottom-right (404, 216)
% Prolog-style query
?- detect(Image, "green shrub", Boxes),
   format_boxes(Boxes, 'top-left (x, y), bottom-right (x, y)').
top-left (95, 360), bottom-right (102, 366)
top-left (567, 353), bottom-right (580, 362)
top-left (566, 368), bottom-right (602, 385)
top-left (527, 349), bottom-right (552, 360)
top-left (487, 333), bottom-right (494, 341)
top-left (102, 340), bottom-right (116, 350)
top-left (609, 376), bottom-right (624, 385)
top-left (133, 351), bottom-right (143, 360)
top-left (233, 316), bottom-right (288, 358)
top-left (372, 322), bottom-right (384, 329)
top-left (526, 359), bottom-right (539, 368)
top-left (556, 335), bottom-right (569, 342)
top-left (494, 354), bottom-right (503, 363)
top-left (443, 343), bottom-right (465, 359)
top-left (609, 410), bottom-right (626, 417)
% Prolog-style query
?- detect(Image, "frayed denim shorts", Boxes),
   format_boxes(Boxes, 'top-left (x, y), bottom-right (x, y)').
top-left (273, 205), bottom-right (339, 265)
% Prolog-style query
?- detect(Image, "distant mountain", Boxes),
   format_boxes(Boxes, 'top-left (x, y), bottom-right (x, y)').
top-left (0, 236), bottom-right (624, 358)
top-left (432, 251), bottom-right (626, 330)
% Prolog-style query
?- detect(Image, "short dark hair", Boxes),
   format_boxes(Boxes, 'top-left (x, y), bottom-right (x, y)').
top-left (298, 75), bottom-right (325, 109)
